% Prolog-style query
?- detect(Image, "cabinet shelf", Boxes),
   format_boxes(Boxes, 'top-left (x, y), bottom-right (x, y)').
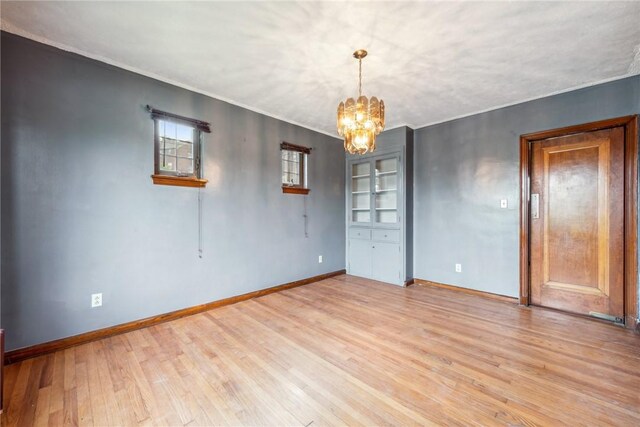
top-left (375, 208), bottom-right (397, 211)
top-left (375, 188), bottom-right (397, 193)
top-left (352, 208), bottom-right (371, 211)
top-left (352, 190), bottom-right (369, 194)
top-left (352, 174), bottom-right (370, 179)
top-left (375, 170), bottom-right (397, 176)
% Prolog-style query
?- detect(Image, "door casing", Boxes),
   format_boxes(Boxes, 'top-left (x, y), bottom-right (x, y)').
top-left (519, 115), bottom-right (638, 330)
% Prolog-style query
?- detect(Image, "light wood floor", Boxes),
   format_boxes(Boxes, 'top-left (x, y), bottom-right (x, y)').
top-left (3, 274), bottom-right (640, 426)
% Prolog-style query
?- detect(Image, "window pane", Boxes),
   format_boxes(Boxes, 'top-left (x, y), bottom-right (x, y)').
top-left (160, 137), bottom-right (176, 155)
top-left (156, 118), bottom-right (200, 177)
top-left (161, 121), bottom-right (176, 138)
top-left (352, 193), bottom-right (370, 209)
top-left (352, 176), bottom-right (370, 192)
top-left (376, 158), bottom-right (397, 173)
top-left (283, 171), bottom-right (300, 186)
top-left (374, 157), bottom-right (398, 224)
top-left (282, 150), bottom-right (301, 186)
top-left (352, 211), bottom-right (370, 222)
top-left (160, 155), bottom-right (177, 172)
top-left (177, 141), bottom-right (193, 159)
top-left (375, 174), bottom-right (396, 191)
top-left (177, 157), bottom-right (194, 175)
top-left (176, 124), bottom-right (194, 142)
top-left (376, 210), bottom-right (397, 223)
top-left (352, 162), bottom-right (370, 176)
top-left (376, 190), bottom-right (397, 209)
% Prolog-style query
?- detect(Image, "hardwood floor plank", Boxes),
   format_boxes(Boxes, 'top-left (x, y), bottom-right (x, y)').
top-left (4, 359), bottom-right (34, 426)
top-left (2, 274), bottom-right (639, 426)
top-left (188, 315), bottom-right (305, 426)
top-left (202, 310), bottom-right (354, 426)
top-left (245, 295), bottom-right (547, 426)
top-left (32, 386), bottom-right (51, 427)
top-left (15, 357), bottom-right (47, 427)
top-left (282, 288), bottom-right (632, 422)
top-left (84, 341), bottom-right (110, 426)
top-left (47, 351), bottom-right (65, 423)
top-left (228, 303), bottom-right (447, 426)
top-left (62, 387), bottom-right (79, 427)
top-left (73, 350), bottom-right (94, 426)
top-left (310, 278), bottom-right (640, 423)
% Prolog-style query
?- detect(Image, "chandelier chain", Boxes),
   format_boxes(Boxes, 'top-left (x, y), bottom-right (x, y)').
top-left (358, 58), bottom-right (362, 97)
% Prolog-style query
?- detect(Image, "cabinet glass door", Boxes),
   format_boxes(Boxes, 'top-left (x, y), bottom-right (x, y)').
top-left (351, 161), bottom-right (371, 223)
top-left (374, 157), bottom-right (398, 224)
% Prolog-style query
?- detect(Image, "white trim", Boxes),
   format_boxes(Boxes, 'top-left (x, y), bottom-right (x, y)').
top-left (0, 22), bottom-right (342, 140)
top-left (628, 44), bottom-right (640, 74)
top-left (411, 73), bottom-right (640, 131)
top-left (3, 21), bottom-right (638, 137)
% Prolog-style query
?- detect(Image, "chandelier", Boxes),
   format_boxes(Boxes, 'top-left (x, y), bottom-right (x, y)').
top-left (337, 49), bottom-right (385, 154)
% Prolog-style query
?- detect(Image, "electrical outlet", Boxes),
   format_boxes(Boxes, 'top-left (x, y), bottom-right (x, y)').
top-left (500, 199), bottom-right (508, 209)
top-left (91, 293), bottom-right (102, 308)
top-left (318, 255), bottom-right (323, 263)
top-left (455, 263), bottom-right (462, 273)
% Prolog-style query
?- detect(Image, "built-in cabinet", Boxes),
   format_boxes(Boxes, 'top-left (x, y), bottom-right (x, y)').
top-left (347, 142), bottom-right (410, 285)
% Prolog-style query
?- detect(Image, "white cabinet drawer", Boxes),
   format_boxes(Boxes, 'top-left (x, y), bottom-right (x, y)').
top-left (372, 229), bottom-right (400, 243)
top-left (349, 228), bottom-right (371, 240)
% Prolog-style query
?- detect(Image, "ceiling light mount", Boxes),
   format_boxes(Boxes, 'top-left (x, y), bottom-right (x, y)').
top-left (353, 49), bottom-right (368, 60)
top-left (337, 49), bottom-right (385, 155)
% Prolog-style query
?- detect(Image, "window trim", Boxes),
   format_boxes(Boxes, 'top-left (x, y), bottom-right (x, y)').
top-left (281, 141), bottom-right (311, 195)
top-left (148, 106), bottom-right (210, 188)
top-left (153, 120), bottom-right (201, 178)
top-left (150, 175), bottom-right (208, 188)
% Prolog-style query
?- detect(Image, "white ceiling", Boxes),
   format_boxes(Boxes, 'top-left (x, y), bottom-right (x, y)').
top-left (2, 1), bottom-right (640, 137)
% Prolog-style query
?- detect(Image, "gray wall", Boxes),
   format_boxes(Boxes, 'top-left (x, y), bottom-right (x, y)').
top-left (414, 75), bottom-right (640, 299)
top-left (1, 32), bottom-right (345, 351)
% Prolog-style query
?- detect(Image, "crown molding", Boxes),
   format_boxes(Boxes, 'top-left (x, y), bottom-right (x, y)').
top-left (3, 21), bottom-right (638, 139)
top-left (0, 22), bottom-right (342, 141)
top-left (411, 73), bottom-right (640, 131)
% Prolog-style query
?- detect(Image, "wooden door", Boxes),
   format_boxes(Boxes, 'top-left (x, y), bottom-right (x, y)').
top-left (530, 127), bottom-right (625, 322)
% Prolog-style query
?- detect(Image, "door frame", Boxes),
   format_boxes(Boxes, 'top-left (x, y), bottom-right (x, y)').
top-left (519, 115), bottom-right (638, 330)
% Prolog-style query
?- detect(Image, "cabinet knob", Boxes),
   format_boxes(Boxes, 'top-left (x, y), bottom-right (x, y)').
top-left (372, 245), bottom-right (375, 248)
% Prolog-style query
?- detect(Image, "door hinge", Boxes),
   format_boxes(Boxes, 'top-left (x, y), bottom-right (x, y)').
top-left (589, 311), bottom-right (624, 324)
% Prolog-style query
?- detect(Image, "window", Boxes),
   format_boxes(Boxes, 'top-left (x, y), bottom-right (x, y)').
top-left (281, 142), bottom-right (311, 194)
top-left (148, 106), bottom-right (210, 187)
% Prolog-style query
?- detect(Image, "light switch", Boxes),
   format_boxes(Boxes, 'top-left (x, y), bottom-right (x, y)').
top-left (500, 199), bottom-right (508, 209)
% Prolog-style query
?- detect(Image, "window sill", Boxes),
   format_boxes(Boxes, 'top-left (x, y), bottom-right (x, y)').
top-left (151, 174), bottom-right (208, 188)
top-left (282, 186), bottom-right (310, 195)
